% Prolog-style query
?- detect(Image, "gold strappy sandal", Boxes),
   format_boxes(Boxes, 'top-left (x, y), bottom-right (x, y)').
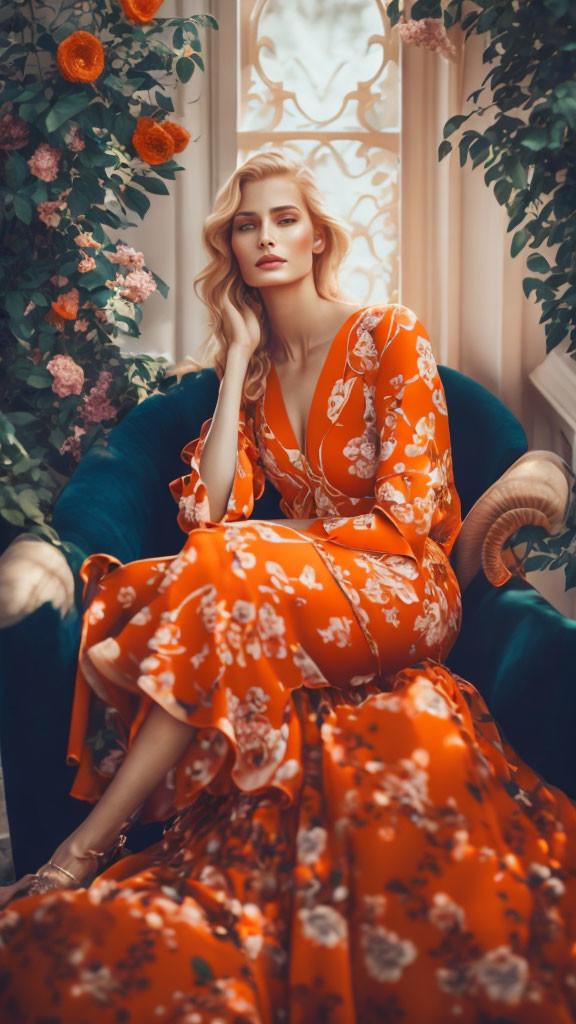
top-left (7, 833), bottom-right (129, 901)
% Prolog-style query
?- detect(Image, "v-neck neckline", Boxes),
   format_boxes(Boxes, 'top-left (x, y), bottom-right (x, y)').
top-left (265, 306), bottom-right (366, 462)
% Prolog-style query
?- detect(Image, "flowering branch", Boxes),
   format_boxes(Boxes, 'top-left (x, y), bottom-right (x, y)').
top-left (0, 0), bottom-right (218, 548)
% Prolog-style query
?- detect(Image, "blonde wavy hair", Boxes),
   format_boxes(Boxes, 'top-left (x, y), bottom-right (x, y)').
top-left (173, 150), bottom-right (351, 407)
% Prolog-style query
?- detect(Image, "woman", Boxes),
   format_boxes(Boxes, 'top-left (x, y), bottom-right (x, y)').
top-left (0, 151), bottom-right (575, 1024)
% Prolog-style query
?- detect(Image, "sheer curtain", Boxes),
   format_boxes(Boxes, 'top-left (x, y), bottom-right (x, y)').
top-left (402, 20), bottom-right (547, 443)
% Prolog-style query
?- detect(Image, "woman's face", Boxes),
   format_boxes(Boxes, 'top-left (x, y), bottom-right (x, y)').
top-left (230, 174), bottom-right (324, 291)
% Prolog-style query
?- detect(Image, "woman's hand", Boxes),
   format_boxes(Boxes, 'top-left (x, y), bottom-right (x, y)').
top-left (222, 292), bottom-right (262, 360)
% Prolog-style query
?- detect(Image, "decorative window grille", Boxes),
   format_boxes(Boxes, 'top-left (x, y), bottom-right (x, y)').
top-left (237, 0), bottom-right (401, 305)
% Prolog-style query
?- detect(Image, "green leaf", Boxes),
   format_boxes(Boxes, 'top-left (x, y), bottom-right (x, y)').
top-left (458, 132), bottom-right (476, 167)
top-left (1, 509), bottom-right (25, 527)
top-left (386, 0), bottom-right (400, 24)
top-left (443, 113), bottom-right (469, 139)
top-left (131, 174), bottom-right (170, 195)
top-left (522, 276), bottom-right (546, 299)
top-left (175, 56), bottom-right (195, 84)
top-left (4, 151), bottom-right (28, 190)
top-left (438, 140), bottom-right (452, 161)
top-left (8, 412), bottom-right (37, 427)
top-left (153, 163), bottom-right (177, 179)
top-left (526, 253), bottom-right (550, 274)
top-left (4, 292), bottom-right (27, 319)
top-left (150, 270), bottom-right (169, 299)
top-left (155, 91), bottom-right (174, 112)
top-left (121, 185), bottom-right (150, 219)
top-left (26, 373), bottom-right (52, 390)
top-left (45, 93), bottom-right (94, 133)
top-left (493, 179), bottom-right (512, 205)
top-left (519, 127), bottom-right (549, 151)
top-left (17, 489), bottom-right (43, 520)
top-left (511, 228), bottom-right (530, 257)
top-left (13, 194), bottom-right (33, 225)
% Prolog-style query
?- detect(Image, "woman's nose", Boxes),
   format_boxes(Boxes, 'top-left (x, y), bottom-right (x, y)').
top-left (258, 223), bottom-right (275, 247)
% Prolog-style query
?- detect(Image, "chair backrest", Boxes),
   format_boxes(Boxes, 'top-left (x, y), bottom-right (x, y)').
top-left (438, 365), bottom-right (527, 518)
top-left (49, 364), bottom-right (528, 566)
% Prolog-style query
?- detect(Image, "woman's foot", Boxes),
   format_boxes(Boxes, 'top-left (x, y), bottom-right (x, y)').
top-left (0, 831), bottom-right (128, 910)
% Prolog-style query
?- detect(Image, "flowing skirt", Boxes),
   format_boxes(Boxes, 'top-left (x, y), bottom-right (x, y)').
top-left (0, 521), bottom-right (575, 1024)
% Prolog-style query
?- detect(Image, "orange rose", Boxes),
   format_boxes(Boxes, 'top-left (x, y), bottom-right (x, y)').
top-left (120, 0), bottom-right (164, 24)
top-left (51, 288), bottom-right (80, 320)
top-left (132, 117), bottom-right (175, 165)
top-left (56, 31), bottom-right (105, 83)
top-left (162, 121), bottom-right (191, 154)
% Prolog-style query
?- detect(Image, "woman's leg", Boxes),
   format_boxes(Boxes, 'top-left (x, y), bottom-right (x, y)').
top-left (11, 703), bottom-right (194, 895)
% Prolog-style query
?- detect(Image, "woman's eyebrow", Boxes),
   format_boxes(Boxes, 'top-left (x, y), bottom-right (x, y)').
top-left (233, 205), bottom-right (301, 218)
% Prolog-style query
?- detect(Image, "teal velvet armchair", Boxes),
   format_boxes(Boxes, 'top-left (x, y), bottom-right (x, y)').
top-left (1, 365), bottom-right (575, 877)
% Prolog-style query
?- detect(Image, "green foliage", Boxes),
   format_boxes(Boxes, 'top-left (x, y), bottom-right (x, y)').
top-left (391, 1), bottom-right (576, 362)
top-left (503, 470), bottom-right (576, 593)
top-left (387, 1), bottom-right (576, 591)
top-left (0, 1), bottom-right (217, 552)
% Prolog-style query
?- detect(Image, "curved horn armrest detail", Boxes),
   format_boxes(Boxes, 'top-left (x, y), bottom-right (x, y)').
top-left (452, 451), bottom-right (572, 591)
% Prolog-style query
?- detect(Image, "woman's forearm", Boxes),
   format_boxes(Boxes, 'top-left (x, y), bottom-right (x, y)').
top-left (198, 345), bottom-right (251, 523)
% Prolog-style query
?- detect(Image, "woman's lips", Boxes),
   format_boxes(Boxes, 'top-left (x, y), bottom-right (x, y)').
top-left (256, 260), bottom-right (286, 269)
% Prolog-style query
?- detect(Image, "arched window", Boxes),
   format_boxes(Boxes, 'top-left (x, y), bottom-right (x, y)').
top-left (237, 0), bottom-right (400, 306)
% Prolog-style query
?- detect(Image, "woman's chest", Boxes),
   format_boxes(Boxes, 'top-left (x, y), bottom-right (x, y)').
top-left (272, 348), bottom-right (329, 456)
top-left (253, 367), bottom-right (380, 499)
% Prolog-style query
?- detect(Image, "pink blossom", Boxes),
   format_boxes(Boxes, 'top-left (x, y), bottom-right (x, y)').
top-left (120, 269), bottom-right (157, 303)
top-left (24, 301), bottom-right (36, 317)
top-left (50, 274), bottom-right (69, 287)
top-left (105, 244), bottom-right (145, 269)
top-left (74, 318), bottom-right (90, 332)
top-left (37, 199), bottom-right (67, 228)
top-left (78, 256), bottom-right (96, 273)
top-left (79, 370), bottom-right (116, 424)
top-left (60, 424), bottom-right (86, 462)
top-left (95, 308), bottom-right (109, 322)
top-left (28, 141), bottom-right (62, 182)
top-left (0, 112), bottom-right (30, 151)
top-left (398, 17), bottom-right (456, 57)
top-left (46, 354), bottom-right (85, 397)
top-left (65, 123), bottom-right (85, 152)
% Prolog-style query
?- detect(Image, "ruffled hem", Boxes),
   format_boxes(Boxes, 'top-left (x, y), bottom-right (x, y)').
top-left (168, 410), bottom-right (266, 534)
top-left (68, 547), bottom-right (386, 823)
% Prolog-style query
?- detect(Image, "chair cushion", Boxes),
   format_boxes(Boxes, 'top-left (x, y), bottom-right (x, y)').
top-left (446, 571), bottom-right (576, 800)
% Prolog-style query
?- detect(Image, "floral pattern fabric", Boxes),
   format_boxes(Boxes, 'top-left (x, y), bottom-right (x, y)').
top-left (1, 304), bottom-right (576, 1024)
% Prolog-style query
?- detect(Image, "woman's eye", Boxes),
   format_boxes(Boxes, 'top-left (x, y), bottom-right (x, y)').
top-left (237, 217), bottom-right (296, 231)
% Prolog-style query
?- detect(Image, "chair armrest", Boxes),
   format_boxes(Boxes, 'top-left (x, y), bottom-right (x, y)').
top-left (52, 369), bottom-right (220, 569)
top-left (0, 534), bottom-right (75, 629)
top-left (452, 450), bottom-right (572, 590)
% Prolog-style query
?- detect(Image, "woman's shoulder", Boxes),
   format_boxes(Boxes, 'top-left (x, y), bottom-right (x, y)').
top-left (359, 303), bottom-right (428, 349)
top-left (345, 302), bottom-right (428, 377)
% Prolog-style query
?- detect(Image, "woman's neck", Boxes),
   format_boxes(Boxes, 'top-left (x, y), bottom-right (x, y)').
top-left (260, 278), bottom-right (353, 365)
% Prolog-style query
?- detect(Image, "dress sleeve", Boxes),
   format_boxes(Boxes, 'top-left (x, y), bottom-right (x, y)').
top-left (168, 407), bottom-right (266, 534)
top-left (318, 304), bottom-right (462, 562)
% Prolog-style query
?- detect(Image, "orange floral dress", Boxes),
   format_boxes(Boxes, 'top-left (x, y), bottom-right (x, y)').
top-left (1, 303), bottom-right (576, 1024)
